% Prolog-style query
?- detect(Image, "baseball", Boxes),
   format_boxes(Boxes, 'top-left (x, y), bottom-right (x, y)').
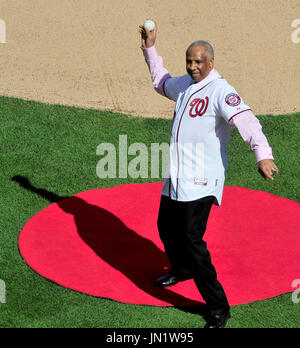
top-left (144, 20), bottom-right (155, 31)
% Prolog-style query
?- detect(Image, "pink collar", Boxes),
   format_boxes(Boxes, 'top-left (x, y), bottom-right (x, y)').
top-left (192, 68), bottom-right (216, 85)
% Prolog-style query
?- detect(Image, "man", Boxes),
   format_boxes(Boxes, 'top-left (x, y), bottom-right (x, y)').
top-left (139, 22), bottom-right (279, 328)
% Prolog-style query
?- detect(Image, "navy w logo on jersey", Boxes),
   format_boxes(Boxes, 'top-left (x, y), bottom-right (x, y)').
top-left (189, 97), bottom-right (209, 118)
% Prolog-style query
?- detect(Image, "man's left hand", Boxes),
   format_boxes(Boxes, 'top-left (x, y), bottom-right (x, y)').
top-left (258, 159), bottom-right (279, 181)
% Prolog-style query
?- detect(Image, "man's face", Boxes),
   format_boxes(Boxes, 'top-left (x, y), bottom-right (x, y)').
top-left (186, 45), bottom-right (214, 82)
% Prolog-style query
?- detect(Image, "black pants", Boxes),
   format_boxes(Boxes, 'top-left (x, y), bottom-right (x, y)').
top-left (157, 195), bottom-right (230, 314)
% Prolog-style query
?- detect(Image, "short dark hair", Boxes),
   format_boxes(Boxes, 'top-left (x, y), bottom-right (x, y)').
top-left (186, 41), bottom-right (214, 60)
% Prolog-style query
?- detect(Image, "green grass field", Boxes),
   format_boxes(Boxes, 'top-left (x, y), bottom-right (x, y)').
top-left (0, 95), bottom-right (299, 328)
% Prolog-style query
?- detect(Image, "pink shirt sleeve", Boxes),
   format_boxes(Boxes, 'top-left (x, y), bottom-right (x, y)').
top-left (141, 45), bottom-right (171, 97)
top-left (141, 45), bottom-right (193, 101)
top-left (229, 110), bottom-right (274, 163)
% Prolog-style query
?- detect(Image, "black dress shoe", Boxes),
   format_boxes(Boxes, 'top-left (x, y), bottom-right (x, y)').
top-left (204, 312), bottom-right (231, 329)
top-left (155, 274), bottom-right (179, 288)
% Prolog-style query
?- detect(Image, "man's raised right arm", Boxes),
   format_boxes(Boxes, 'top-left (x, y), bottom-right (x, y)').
top-left (141, 45), bottom-right (172, 98)
top-left (139, 21), bottom-right (188, 101)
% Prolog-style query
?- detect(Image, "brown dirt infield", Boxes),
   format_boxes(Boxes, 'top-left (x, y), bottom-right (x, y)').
top-left (0, 0), bottom-right (299, 118)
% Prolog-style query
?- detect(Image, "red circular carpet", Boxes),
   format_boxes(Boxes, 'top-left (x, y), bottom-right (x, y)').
top-left (19, 183), bottom-right (300, 307)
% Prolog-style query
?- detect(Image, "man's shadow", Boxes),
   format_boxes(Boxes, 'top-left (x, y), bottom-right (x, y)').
top-left (12, 175), bottom-right (205, 313)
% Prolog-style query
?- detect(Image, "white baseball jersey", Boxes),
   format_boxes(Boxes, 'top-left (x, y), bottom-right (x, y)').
top-left (161, 69), bottom-right (251, 206)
